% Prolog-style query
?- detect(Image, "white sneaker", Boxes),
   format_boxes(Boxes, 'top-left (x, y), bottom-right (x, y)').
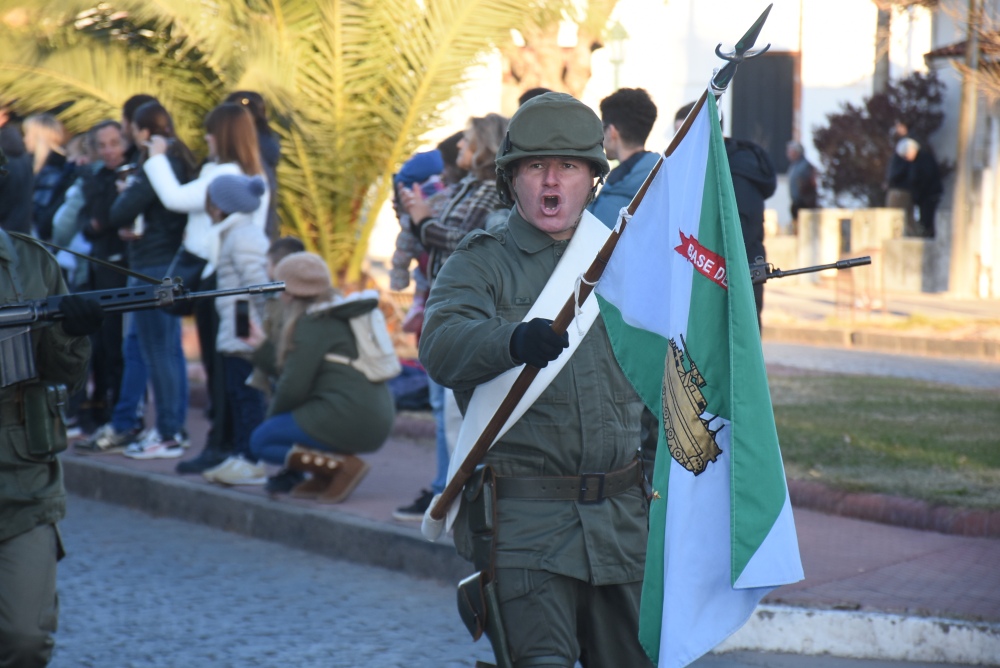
top-left (123, 429), bottom-right (185, 460)
top-left (203, 455), bottom-right (239, 482)
top-left (211, 456), bottom-right (267, 486)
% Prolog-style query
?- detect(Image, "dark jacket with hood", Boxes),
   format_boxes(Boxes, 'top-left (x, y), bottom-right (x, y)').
top-left (0, 126), bottom-right (34, 234)
top-left (108, 153), bottom-right (190, 268)
top-left (258, 129), bottom-right (281, 238)
top-left (725, 137), bottom-right (776, 263)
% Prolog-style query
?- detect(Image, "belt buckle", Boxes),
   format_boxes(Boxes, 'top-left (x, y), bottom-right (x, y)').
top-left (578, 473), bottom-right (605, 504)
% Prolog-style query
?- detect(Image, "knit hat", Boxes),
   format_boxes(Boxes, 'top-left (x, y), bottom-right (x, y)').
top-left (208, 174), bottom-right (266, 214)
top-left (393, 150), bottom-right (444, 189)
top-left (274, 252), bottom-right (332, 298)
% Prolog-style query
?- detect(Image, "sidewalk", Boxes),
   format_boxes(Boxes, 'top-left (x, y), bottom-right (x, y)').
top-left (62, 282), bottom-right (1000, 665)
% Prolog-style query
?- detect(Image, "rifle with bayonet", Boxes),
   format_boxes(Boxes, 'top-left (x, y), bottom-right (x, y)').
top-left (0, 231), bottom-right (284, 387)
top-left (749, 255), bottom-right (872, 285)
top-left (0, 276), bottom-right (284, 329)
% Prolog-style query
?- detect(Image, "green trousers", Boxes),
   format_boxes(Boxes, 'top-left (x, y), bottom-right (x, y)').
top-left (494, 568), bottom-right (653, 668)
top-left (0, 524), bottom-right (59, 668)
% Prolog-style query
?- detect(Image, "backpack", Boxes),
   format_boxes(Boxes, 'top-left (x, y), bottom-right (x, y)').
top-left (324, 290), bottom-right (402, 383)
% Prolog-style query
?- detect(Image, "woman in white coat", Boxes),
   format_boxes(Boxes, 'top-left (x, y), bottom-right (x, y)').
top-left (144, 103), bottom-right (270, 474)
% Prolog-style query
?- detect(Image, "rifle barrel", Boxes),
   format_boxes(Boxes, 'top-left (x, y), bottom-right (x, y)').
top-left (769, 256), bottom-right (871, 281)
top-left (0, 282), bottom-right (286, 325)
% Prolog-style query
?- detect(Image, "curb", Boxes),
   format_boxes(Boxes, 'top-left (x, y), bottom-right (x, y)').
top-left (62, 457), bottom-right (470, 584)
top-left (763, 324), bottom-right (1000, 362)
top-left (718, 605), bottom-right (1000, 665)
top-left (788, 480), bottom-right (1000, 539)
top-left (62, 456), bottom-right (1000, 665)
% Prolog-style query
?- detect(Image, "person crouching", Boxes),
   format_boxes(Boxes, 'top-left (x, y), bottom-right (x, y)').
top-left (244, 252), bottom-right (396, 501)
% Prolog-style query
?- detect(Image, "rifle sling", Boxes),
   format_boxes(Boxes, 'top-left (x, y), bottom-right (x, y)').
top-left (7, 232), bottom-right (162, 286)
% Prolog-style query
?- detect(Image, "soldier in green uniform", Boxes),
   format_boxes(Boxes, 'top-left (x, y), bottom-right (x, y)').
top-left (419, 93), bottom-right (652, 668)
top-left (0, 193), bottom-right (103, 664)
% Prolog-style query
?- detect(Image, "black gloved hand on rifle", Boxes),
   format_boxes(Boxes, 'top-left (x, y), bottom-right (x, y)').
top-left (509, 318), bottom-right (569, 368)
top-left (59, 295), bottom-right (104, 338)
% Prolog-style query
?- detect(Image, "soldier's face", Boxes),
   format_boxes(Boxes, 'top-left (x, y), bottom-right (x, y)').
top-left (511, 156), bottom-right (595, 240)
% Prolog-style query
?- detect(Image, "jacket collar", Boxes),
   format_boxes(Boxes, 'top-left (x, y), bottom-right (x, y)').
top-left (507, 208), bottom-right (569, 254)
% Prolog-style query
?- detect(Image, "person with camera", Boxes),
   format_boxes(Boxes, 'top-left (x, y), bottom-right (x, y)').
top-left (144, 102), bottom-right (270, 475)
top-left (106, 101), bottom-right (198, 459)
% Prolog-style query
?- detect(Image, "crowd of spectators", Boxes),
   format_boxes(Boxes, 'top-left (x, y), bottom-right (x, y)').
top-left (0, 90), bottom-right (404, 504)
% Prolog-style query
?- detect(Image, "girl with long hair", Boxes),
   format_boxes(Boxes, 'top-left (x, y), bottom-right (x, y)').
top-left (143, 102), bottom-right (270, 477)
top-left (104, 101), bottom-right (195, 458)
top-left (225, 90), bottom-right (280, 239)
top-left (23, 113), bottom-right (74, 240)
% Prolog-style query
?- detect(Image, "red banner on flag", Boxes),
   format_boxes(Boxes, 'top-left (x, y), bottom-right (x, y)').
top-left (674, 231), bottom-right (728, 289)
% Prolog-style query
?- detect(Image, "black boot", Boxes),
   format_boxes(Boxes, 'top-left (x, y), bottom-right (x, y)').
top-left (176, 446), bottom-right (231, 474)
top-left (265, 468), bottom-right (306, 495)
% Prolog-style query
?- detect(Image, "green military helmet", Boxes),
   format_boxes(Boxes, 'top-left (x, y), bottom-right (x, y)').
top-left (495, 92), bottom-right (610, 206)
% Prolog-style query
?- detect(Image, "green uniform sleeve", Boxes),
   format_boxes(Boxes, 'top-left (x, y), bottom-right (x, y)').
top-left (419, 243), bottom-right (520, 392)
top-left (31, 244), bottom-right (91, 392)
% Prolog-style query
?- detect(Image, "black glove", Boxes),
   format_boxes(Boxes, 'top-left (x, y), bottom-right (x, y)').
top-left (59, 295), bottom-right (105, 338)
top-left (509, 318), bottom-right (569, 368)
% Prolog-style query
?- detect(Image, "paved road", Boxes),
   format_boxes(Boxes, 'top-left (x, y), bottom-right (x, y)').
top-left (51, 496), bottom-right (979, 668)
top-left (763, 342), bottom-right (1000, 389)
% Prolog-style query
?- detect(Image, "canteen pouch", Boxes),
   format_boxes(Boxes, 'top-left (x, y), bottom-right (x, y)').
top-left (457, 571), bottom-right (514, 668)
top-left (23, 383), bottom-right (68, 458)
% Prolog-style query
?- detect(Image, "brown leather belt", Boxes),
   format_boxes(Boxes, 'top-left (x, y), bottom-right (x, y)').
top-left (494, 459), bottom-right (642, 504)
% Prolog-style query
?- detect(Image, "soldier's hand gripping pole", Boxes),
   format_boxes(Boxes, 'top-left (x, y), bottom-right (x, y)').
top-left (427, 4), bottom-right (775, 527)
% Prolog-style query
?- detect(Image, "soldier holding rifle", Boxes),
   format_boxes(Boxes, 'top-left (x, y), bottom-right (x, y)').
top-left (0, 180), bottom-right (103, 664)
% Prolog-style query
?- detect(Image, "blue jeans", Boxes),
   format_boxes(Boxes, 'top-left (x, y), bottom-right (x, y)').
top-left (129, 265), bottom-right (188, 438)
top-left (249, 413), bottom-right (328, 466)
top-left (111, 312), bottom-right (148, 433)
top-left (223, 355), bottom-right (265, 460)
top-left (428, 378), bottom-right (449, 494)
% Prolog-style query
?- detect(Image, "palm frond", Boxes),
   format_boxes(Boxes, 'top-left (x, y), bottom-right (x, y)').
top-left (0, 0), bottom-right (595, 284)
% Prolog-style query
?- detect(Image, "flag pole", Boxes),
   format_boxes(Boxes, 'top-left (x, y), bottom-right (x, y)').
top-left (429, 4), bottom-right (774, 523)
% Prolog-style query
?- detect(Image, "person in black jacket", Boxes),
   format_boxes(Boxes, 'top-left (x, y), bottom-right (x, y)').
top-left (896, 137), bottom-right (942, 238)
top-left (725, 134), bottom-right (776, 328)
top-left (675, 103), bottom-right (777, 329)
top-left (79, 121), bottom-right (131, 427)
top-left (0, 122), bottom-right (33, 233)
top-left (106, 102), bottom-right (198, 459)
top-left (23, 113), bottom-right (76, 241)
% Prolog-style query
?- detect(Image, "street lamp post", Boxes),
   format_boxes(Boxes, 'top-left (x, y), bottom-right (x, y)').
top-left (608, 20), bottom-right (629, 91)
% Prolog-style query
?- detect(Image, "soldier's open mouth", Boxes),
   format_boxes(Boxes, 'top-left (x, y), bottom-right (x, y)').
top-left (543, 196), bottom-right (559, 210)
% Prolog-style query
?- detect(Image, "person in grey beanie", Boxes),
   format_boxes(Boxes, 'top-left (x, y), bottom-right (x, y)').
top-left (200, 173), bottom-right (273, 485)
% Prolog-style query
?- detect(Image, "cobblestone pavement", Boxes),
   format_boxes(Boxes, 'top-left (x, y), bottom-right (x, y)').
top-left (763, 342), bottom-right (1000, 389)
top-left (52, 497), bottom-right (978, 668)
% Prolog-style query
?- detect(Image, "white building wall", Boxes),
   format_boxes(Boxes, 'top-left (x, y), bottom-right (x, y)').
top-left (367, 0), bottom-right (954, 287)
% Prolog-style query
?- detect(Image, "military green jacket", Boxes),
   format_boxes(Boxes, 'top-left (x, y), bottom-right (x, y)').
top-left (420, 210), bottom-right (648, 586)
top-left (251, 296), bottom-right (395, 454)
top-left (0, 232), bottom-right (90, 543)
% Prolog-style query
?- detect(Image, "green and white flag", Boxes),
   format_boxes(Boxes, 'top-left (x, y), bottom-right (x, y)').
top-left (595, 93), bottom-right (803, 667)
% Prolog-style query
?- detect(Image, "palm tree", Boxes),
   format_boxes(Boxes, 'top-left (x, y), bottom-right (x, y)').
top-left (0, 0), bottom-right (589, 283)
